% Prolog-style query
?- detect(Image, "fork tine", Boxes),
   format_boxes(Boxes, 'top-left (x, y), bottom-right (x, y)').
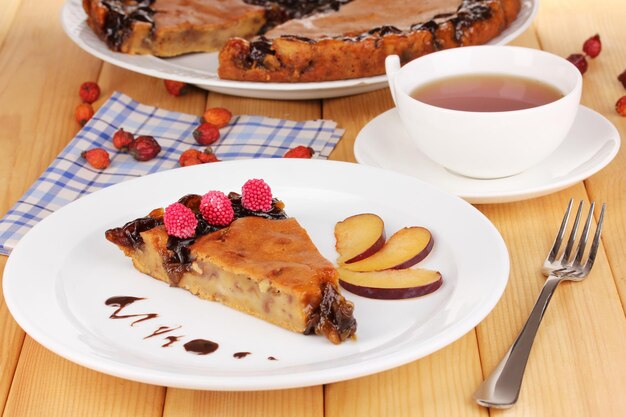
top-left (572, 202), bottom-right (596, 267)
top-left (560, 200), bottom-right (583, 264)
top-left (547, 198), bottom-right (573, 263)
top-left (584, 203), bottom-right (606, 271)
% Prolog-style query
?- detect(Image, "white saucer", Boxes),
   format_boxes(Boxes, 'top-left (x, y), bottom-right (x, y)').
top-left (354, 107), bottom-right (620, 204)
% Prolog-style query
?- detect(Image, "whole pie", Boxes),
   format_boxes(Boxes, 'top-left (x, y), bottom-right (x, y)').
top-left (82, 0), bottom-right (521, 82)
top-left (105, 191), bottom-right (357, 344)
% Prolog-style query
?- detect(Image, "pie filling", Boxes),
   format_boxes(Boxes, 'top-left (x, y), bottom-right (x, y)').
top-left (106, 193), bottom-right (357, 344)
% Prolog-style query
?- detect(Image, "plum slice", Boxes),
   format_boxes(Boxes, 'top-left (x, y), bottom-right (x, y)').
top-left (338, 268), bottom-right (442, 300)
top-left (335, 213), bottom-right (386, 264)
top-left (340, 226), bottom-right (433, 272)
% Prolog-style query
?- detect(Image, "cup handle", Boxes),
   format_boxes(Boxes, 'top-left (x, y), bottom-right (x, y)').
top-left (385, 55), bottom-right (401, 107)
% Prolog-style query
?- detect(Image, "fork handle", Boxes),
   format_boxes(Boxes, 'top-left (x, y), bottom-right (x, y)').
top-left (473, 275), bottom-right (562, 408)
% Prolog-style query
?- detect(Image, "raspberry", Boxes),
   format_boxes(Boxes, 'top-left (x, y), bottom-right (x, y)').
top-left (200, 191), bottom-right (234, 226)
top-left (112, 128), bottom-right (134, 151)
top-left (567, 54), bottom-right (588, 74)
top-left (582, 34), bottom-right (601, 58)
top-left (79, 82), bottom-right (101, 104)
top-left (618, 70), bottom-right (626, 89)
top-left (164, 202), bottom-right (198, 238)
top-left (283, 145), bottom-right (314, 158)
top-left (202, 107), bottom-right (232, 128)
top-left (81, 148), bottom-right (110, 169)
top-left (193, 122), bottom-right (220, 145)
top-left (179, 148), bottom-right (221, 166)
top-left (164, 79), bottom-right (189, 96)
top-left (241, 179), bottom-right (272, 212)
top-left (129, 135), bottom-right (161, 161)
top-left (75, 103), bottom-right (94, 126)
top-left (616, 96), bottom-right (626, 117)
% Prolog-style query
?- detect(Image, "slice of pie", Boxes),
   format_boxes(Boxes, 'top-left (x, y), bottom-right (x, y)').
top-left (82, 0), bottom-right (521, 81)
top-left (82, 0), bottom-right (268, 57)
top-left (105, 192), bottom-right (357, 344)
top-left (219, 0), bottom-right (522, 82)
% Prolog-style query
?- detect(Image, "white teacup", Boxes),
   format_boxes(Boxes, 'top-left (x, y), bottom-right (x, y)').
top-left (385, 46), bottom-right (582, 179)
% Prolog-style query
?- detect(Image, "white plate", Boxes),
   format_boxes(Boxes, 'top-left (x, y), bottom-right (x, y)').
top-left (60, 0), bottom-right (538, 100)
top-left (354, 107), bottom-right (620, 204)
top-left (3, 159), bottom-right (509, 390)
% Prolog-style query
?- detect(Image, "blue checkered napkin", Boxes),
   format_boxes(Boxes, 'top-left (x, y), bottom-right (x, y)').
top-left (0, 92), bottom-right (343, 255)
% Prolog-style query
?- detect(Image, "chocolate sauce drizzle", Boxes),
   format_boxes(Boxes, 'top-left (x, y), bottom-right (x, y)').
top-left (162, 336), bottom-right (182, 348)
top-left (184, 339), bottom-right (220, 355)
top-left (105, 296), bottom-right (158, 326)
top-left (144, 325), bottom-right (182, 339)
top-left (105, 297), bottom-right (284, 359)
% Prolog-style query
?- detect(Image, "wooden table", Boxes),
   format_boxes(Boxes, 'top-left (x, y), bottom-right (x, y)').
top-left (1, 0), bottom-right (625, 415)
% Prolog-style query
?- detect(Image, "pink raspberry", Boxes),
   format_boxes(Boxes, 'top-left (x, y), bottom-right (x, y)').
top-left (164, 202), bottom-right (198, 238)
top-left (241, 179), bottom-right (272, 212)
top-left (200, 191), bottom-right (234, 226)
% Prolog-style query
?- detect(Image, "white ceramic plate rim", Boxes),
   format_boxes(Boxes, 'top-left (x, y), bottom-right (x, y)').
top-left (60, 0), bottom-right (538, 97)
top-left (3, 159), bottom-right (509, 390)
top-left (354, 106), bottom-right (621, 204)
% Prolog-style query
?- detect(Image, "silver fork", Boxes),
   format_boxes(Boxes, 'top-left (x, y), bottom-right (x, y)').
top-left (473, 199), bottom-right (606, 408)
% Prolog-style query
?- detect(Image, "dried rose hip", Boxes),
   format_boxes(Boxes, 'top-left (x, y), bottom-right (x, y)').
top-left (179, 149), bottom-right (204, 167)
top-left (283, 145), bottom-right (314, 158)
top-left (79, 82), bottom-right (101, 104)
top-left (75, 103), bottom-right (95, 126)
top-left (567, 54), bottom-right (588, 74)
top-left (199, 149), bottom-right (220, 163)
top-left (164, 79), bottom-right (189, 96)
top-left (129, 135), bottom-right (161, 161)
top-left (193, 122), bottom-right (220, 145)
top-left (81, 148), bottom-right (110, 169)
top-left (112, 128), bottom-right (134, 152)
top-left (179, 148), bottom-right (220, 166)
top-left (582, 34), bottom-right (602, 58)
top-left (202, 107), bottom-right (232, 128)
top-left (618, 70), bottom-right (626, 89)
top-left (616, 96), bottom-right (626, 117)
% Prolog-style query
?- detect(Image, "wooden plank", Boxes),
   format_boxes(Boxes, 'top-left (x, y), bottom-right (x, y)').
top-left (163, 388), bottom-right (324, 417)
top-left (323, 88), bottom-right (391, 162)
top-left (0, 0), bottom-right (21, 51)
top-left (475, 2), bottom-right (626, 413)
top-left (0, 0), bottom-right (104, 413)
top-left (3, 338), bottom-right (165, 417)
top-left (160, 91), bottom-right (323, 417)
top-left (534, 0), bottom-right (626, 309)
top-left (325, 333), bottom-right (488, 417)
top-left (0, 257), bottom-right (24, 415)
top-left (206, 93), bottom-right (321, 121)
top-left (0, 1), bottom-right (102, 211)
top-left (476, 189), bottom-right (626, 416)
